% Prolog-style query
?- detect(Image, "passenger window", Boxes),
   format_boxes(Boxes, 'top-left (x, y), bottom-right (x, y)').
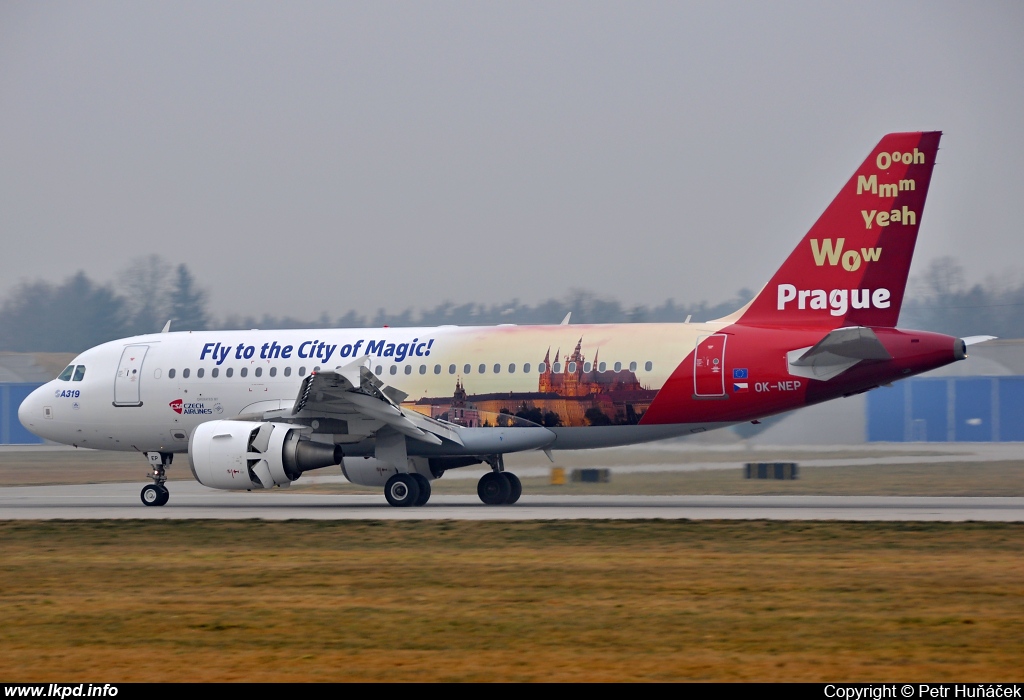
top-left (183, 368), bottom-right (190, 379)
top-left (493, 363), bottom-right (501, 374)
top-left (390, 366), bottom-right (398, 375)
top-left (478, 364), bottom-right (486, 374)
top-left (583, 362), bottom-right (591, 373)
top-left (212, 368), bottom-right (219, 378)
top-left (270, 367), bottom-right (277, 377)
top-left (299, 367), bottom-right (306, 375)
top-left (240, 368), bottom-right (248, 378)
top-left (614, 362), bottom-right (622, 371)
top-left (419, 365), bottom-right (427, 375)
top-left (226, 368), bottom-right (234, 378)
top-left (197, 368), bottom-right (205, 378)
top-left (464, 364), bottom-right (471, 374)
top-left (404, 365), bottom-right (412, 375)
top-left (508, 363), bottom-right (516, 374)
top-left (599, 362), bottom-right (607, 372)
top-left (58, 365), bottom-right (74, 381)
top-left (629, 361), bottom-right (637, 372)
top-left (448, 364), bottom-right (456, 374)
top-left (553, 362), bottom-right (562, 373)
top-left (73, 366), bottom-right (86, 382)
top-left (568, 362), bottom-right (576, 373)
top-left (538, 363), bottom-right (546, 373)
top-left (645, 361), bottom-right (653, 371)
top-left (375, 365), bottom-right (382, 376)
top-left (314, 366), bottom-right (320, 372)
top-left (168, 369), bottom-right (176, 379)
top-left (524, 363), bottom-right (531, 373)
top-left (255, 367), bottom-right (263, 377)
top-left (434, 365), bottom-right (441, 374)
top-left (284, 367), bottom-right (291, 377)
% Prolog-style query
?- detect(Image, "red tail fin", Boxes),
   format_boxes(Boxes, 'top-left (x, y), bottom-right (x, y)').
top-left (736, 132), bottom-right (941, 328)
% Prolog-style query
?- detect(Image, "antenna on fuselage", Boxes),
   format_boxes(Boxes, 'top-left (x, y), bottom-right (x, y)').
top-left (161, 320), bottom-right (173, 333)
top-left (560, 312), bottom-right (571, 325)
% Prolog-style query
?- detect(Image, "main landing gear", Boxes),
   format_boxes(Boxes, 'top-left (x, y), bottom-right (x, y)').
top-left (477, 455), bottom-right (522, 505)
top-left (384, 473), bottom-right (432, 507)
top-left (380, 456), bottom-right (522, 507)
top-left (141, 452), bottom-right (172, 507)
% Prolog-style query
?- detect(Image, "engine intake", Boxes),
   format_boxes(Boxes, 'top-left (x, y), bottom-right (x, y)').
top-left (189, 420), bottom-right (342, 490)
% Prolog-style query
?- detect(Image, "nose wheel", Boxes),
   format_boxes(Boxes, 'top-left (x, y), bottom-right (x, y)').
top-left (141, 451), bottom-right (173, 507)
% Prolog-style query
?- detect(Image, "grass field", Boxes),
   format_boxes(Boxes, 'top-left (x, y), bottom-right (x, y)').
top-left (0, 520), bottom-right (1022, 682)
top-left (1, 446), bottom-right (1021, 681)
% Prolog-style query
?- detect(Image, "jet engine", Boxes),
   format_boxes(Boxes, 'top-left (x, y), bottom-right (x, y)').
top-left (189, 420), bottom-right (342, 490)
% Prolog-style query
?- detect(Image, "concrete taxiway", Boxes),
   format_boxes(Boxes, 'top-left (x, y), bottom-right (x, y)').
top-left (0, 481), bottom-right (1022, 520)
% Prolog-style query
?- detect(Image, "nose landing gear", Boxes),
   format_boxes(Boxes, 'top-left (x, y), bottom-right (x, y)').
top-left (141, 452), bottom-right (172, 507)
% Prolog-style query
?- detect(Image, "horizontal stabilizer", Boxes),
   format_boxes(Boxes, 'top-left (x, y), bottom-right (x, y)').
top-left (787, 326), bottom-right (891, 381)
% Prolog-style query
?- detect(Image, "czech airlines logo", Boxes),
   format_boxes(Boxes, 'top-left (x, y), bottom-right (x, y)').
top-left (169, 398), bottom-right (213, 415)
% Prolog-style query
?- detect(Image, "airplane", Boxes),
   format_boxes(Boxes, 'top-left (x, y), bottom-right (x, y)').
top-left (18, 131), bottom-right (985, 508)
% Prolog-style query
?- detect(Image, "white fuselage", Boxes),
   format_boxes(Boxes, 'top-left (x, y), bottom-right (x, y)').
top-left (18, 323), bottom-right (724, 455)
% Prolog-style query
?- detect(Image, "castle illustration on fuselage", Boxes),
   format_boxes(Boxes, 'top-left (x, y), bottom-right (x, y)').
top-left (411, 338), bottom-right (659, 427)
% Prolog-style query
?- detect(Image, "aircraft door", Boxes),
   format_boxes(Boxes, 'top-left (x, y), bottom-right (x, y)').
top-left (693, 334), bottom-right (727, 397)
top-left (114, 345), bottom-right (149, 407)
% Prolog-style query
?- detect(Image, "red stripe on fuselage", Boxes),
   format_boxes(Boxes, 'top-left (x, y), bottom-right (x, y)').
top-left (639, 322), bottom-right (959, 426)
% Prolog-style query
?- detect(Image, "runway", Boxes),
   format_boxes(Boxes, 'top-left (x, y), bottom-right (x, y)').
top-left (0, 481), bottom-right (1022, 520)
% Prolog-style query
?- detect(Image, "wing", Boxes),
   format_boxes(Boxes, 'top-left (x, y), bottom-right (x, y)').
top-left (287, 357), bottom-right (463, 446)
top-left (236, 357), bottom-right (555, 456)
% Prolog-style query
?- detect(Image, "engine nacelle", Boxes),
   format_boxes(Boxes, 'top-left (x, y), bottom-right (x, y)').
top-left (341, 456), bottom-right (435, 487)
top-left (189, 420), bottom-right (341, 490)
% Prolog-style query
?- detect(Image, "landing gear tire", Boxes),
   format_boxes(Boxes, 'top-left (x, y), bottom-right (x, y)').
top-left (478, 472), bottom-right (511, 505)
top-left (141, 484), bottom-right (169, 507)
top-left (411, 474), bottom-right (431, 506)
top-left (504, 472), bottom-right (522, 504)
top-left (142, 451), bottom-right (172, 507)
top-left (384, 474), bottom-right (420, 507)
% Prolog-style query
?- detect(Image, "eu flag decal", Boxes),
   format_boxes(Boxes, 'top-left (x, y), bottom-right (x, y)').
top-left (733, 368), bottom-right (748, 379)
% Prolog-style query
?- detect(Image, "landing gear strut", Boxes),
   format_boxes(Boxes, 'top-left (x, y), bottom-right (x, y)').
top-left (141, 452), bottom-right (172, 507)
top-left (477, 455), bottom-right (521, 505)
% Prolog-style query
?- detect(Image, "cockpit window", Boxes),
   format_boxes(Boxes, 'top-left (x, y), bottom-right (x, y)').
top-left (58, 366), bottom-right (75, 381)
top-left (72, 366), bottom-right (86, 382)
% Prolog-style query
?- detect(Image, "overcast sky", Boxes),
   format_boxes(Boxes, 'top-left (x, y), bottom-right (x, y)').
top-left (2, 1), bottom-right (1022, 320)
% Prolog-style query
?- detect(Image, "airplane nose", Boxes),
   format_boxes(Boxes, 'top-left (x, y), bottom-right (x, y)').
top-left (18, 385), bottom-right (46, 434)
